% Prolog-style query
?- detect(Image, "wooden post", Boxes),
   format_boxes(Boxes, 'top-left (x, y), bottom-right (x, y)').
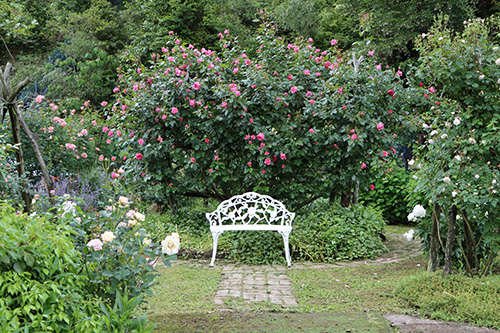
top-left (1, 62), bottom-right (55, 210)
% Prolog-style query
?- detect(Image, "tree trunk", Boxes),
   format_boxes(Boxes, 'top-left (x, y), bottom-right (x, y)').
top-left (340, 188), bottom-right (351, 208)
top-left (1, 63), bottom-right (54, 210)
top-left (461, 209), bottom-right (476, 275)
top-left (7, 106), bottom-right (31, 212)
top-left (329, 188), bottom-right (336, 204)
top-left (352, 176), bottom-right (359, 204)
top-left (428, 202), bottom-right (441, 272)
top-left (443, 205), bottom-right (458, 277)
top-left (10, 103), bottom-right (54, 203)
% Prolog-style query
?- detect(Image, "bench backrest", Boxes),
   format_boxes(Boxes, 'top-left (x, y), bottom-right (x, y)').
top-left (206, 192), bottom-right (295, 227)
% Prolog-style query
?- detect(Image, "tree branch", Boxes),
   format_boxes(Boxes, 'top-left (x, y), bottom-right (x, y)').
top-left (7, 76), bottom-right (31, 103)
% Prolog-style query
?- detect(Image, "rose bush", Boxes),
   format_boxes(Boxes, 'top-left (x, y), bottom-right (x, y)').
top-left (111, 22), bottom-right (431, 209)
top-left (410, 16), bottom-right (500, 275)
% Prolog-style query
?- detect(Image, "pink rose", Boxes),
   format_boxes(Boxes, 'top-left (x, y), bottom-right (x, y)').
top-left (257, 133), bottom-right (265, 141)
top-left (377, 122), bottom-right (384, 131)
top-left (361, 162), bottom-right (367, 169)
top-left (387, 89), bottom-right (395, 96)
top-left (135, 153), bottom-right (143, 160)
top-left (352, 134), bottom-right (358, 140)
top-left (190, 157), bottom-right (196, 163)
top-left (280, 153), bottom-right (286, 160)
top-left (171, 107), bottom-right (178, 114)
top-left (87, 239), bottom-right (103, 251)
top-left (264, 158), bottom-right (271, 165)
top-left (290, 86), bottom-right (297, 94)
top-left (193, 82), bottom-right (201, 90)
top-left (138, 139), bottom-right (144, 145)
top-left (370, 184), bottom-right (375, 191)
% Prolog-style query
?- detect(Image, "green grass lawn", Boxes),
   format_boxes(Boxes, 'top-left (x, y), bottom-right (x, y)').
top-left (139, 226), bottom-right (500, 331)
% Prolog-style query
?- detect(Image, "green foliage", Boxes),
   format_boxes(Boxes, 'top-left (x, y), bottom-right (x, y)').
top-left (336, 0), bottom-right (475, 65)
top-left (394, 272), bottom-right (500, 329)
top-left (359, 162), bottom-right (416, 225)
top-left (71, 198), bottom-right (177, 304)
top-left (114, 23), bottom-right (429, 209)
top-left (410, 15), bottom-right (500, 274)
top-left (0, 203), bottom-right (105, 332)
top-left (217, 200), bottom-right (386, 264)
top-left (292, 200), bottom-right (387, 262)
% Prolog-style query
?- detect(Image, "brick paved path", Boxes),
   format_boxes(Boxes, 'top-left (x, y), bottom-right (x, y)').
top-left (215, 264), bottom-right (298, 307)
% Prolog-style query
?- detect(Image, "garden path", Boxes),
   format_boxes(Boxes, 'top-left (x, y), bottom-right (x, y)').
top-left (213, 233), bottom-right (423, 307)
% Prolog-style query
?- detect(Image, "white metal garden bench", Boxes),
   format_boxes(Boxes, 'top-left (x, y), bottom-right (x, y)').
top-left (205, 192), bottom-right (295, 267)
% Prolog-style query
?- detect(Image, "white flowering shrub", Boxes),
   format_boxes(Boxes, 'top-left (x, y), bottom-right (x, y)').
top-left (409, 16), bottom-right (500, 275)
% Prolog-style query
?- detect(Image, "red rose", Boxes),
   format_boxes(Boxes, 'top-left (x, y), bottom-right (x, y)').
top-left (135, 153), bottom-right (143, 160)
top-left (387, 89), bottom-right (395, 96)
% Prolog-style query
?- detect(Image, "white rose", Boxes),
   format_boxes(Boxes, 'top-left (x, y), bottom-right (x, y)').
top-left (443, 176), bottom-right (451, 183)
top-left (452, 191), bottom-right (458, 197)
top-left (403, 229), bottom-right (415, 241)
top-left (479, 74), bottom-right (485, 80)
top-left (455, 155), bottom-right (461, 161)
top-left (469, 138), bottom-right (476, 144)
top-left (407, 212), bottom-right (416, 222)
top-left (62, 201), bottom-right (76, 214)
top-left (412, 205), bottom-right (426, 218)
top-left (143, 238), bottom-right (152, 246)
top-left (430, 130), bottom-right (438, 136)
top-left (161, 235), bottom-right (179, 255)
top-left (422, 123), bottom-right (430, 129)
top-left (496, 58), bottom-right (500, 65)
top-left (428, 139), bottom-right (435, 144)
top-left (134, 211), bottom-right (145, 221)
top-left (445, 122), bottom-right (452, 128)
top-left (453, 117), bottom-right (461, 126)
top-left (475, 174), bottom-right (480, 179)
top-left (171, 232), bottom-right (180, 249)
top-left (118, 196), bottom-right (129, 205)
top-left (101, 231), bottom-right (115, 243)
top-left (408, 159), bottom-right (415, 166)
top-left (493, 179), bottom-right (497, 185)
top-left (412, 175), bottom-right (418, 180)
top-left (441, 134), bottom-right (448, 139)
top-left (128, 219), bottom-right (138, 227)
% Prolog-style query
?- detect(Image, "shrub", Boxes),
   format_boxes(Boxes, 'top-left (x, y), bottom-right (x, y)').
top-left (0, 203), bottom-right (105, 332)
top-left (394, 272), bottom-right (500, 329)
top-left (292, 199), bottom-right (387, 262)
top-left (218, 199), bottom-right (387, 264)
top-left (359, 162), bottom-right (416, 225)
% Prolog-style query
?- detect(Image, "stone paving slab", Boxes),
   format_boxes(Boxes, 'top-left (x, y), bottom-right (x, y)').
top-left (215, 265), bottom-right (298, 307)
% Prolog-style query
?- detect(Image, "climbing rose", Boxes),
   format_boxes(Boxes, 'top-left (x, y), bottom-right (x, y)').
top-left (101, 231), bottom-right (115, 243)
top-left (193, 82), bottom-right (201, 90)
top-left (387, 89), bottom-right (395, 96)
top-left (360, 162), bottom-right (367, 169)
top-left (35, 95), bottom-right (45, 103)
top-left (257, 133), bottom-right (265, 141)
top-left (290, 86), bottom-right (297, 94)
top-left (135, 153), bottom-right (143, 160)
top-left (87, 239), bottom-right (103, 251)
top-left (412, 205), bottom-right (426, 218)
top-left (376, 122), bottom-right (384, 131)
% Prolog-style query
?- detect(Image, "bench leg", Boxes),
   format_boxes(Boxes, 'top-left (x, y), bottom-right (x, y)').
top-left (210, 230), bottom-right (224, 267)
top-left (278, 230), bottom-right (292, 267)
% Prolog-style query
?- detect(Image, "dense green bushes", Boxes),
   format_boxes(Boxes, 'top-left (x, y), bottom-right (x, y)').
top-left (359, 162), bottom-right (416, 225)
top-left (215, 199), bottom-right (387, 264)
top-left (0, 204), bottom-right (105, 332)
